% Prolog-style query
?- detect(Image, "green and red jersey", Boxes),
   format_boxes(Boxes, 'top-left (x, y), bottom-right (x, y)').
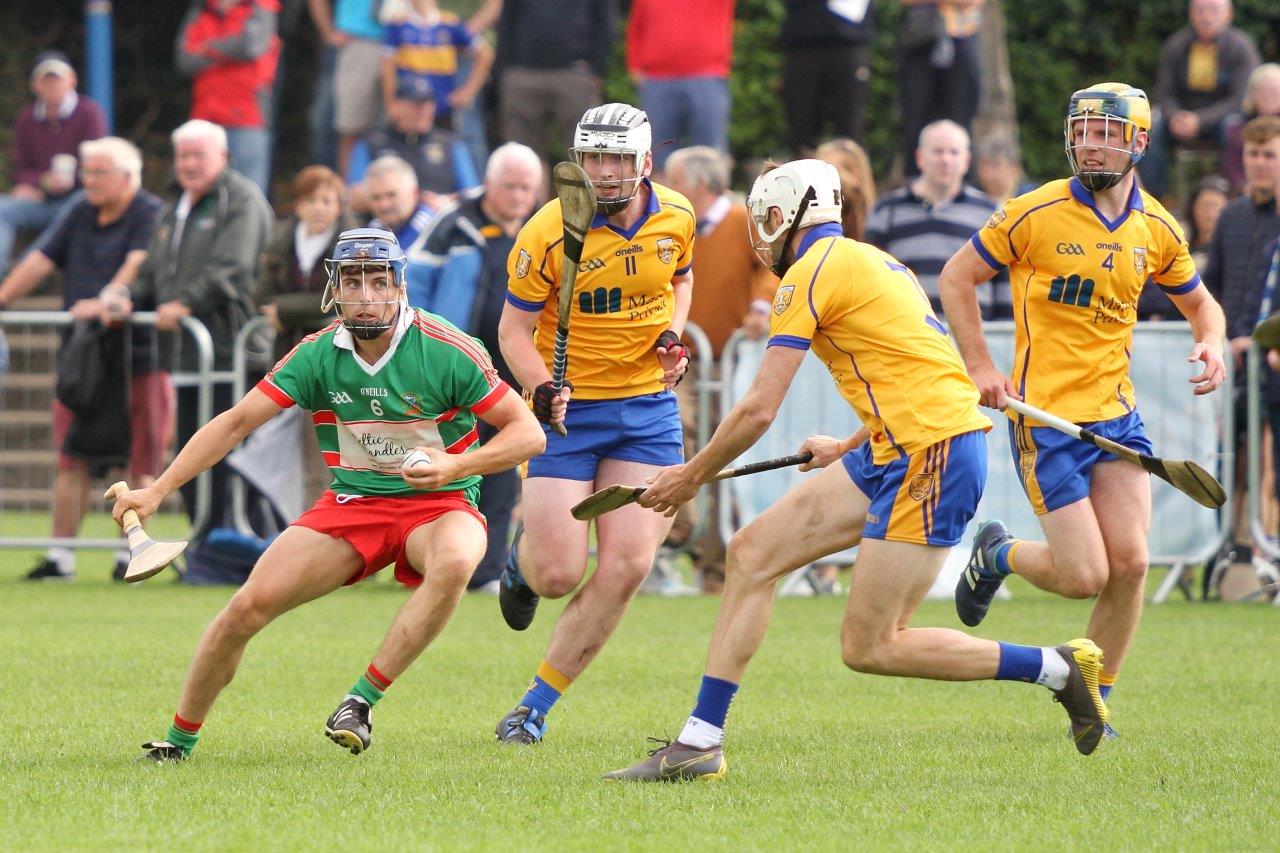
top-left (257, 307), bottom-right (508, 501)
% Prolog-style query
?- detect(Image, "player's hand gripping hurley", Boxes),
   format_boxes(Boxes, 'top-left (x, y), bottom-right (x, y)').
top-left (571, 452), bottom-right (814, 520)
top-left (1005, 399), bottom-right (1226, 508)
top-left (548, 161), bottom-right (597, 437)
top-left (104, 481), bottom-right (189, 583)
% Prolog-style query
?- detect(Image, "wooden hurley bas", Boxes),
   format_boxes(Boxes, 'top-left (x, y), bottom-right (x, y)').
top-left (104, 481), bottom-right (189, 583)
top-left (571, 452), bottom-right (815, 521)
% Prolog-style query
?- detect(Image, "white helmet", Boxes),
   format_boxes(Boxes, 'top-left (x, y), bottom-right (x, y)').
top-left (572, 103), bottom-right (652, 215)
top-left (747, 159), bottom-right (843, 275)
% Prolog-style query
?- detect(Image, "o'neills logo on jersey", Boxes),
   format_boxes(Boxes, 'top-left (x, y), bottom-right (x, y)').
top-left (515, 249), bottom-right (532, 278)
top-left (774, 285), bottom-right (794, 315)
top-left (1132, 246), bottom-right (1147, 276)
top-left (360, 387), bottom-right (388, 397)
top-left (656, 237), bottom-right (675, 264)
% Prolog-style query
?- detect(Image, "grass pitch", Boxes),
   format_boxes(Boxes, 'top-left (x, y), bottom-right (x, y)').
top-left (2, 517), bottom-right (1277, 850)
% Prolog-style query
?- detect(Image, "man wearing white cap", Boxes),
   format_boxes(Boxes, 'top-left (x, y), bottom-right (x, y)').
top-left (0, 51), bottom-right (107, 279)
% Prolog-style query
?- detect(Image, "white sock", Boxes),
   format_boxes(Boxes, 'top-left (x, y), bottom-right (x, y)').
top-left (1037, 647), bottom-right (1070, 691)
top-left (678, 715), bottom-right (723, 749)
top-left (115, 547), bottom-right (131, 564)
top-left (46, 546), bottom-right (74, 573)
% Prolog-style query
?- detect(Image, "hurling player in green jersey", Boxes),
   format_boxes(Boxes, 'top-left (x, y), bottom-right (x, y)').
top-left (111, 229), bottom-right (544, 763)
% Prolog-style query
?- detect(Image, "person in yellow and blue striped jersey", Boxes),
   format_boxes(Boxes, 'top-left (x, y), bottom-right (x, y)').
top-left (493, 103), bottom-right (696, 745)
top-left (604, 159), bottom-right (1113, 783)
top-left (940, 83), bottom-right (1227, 737)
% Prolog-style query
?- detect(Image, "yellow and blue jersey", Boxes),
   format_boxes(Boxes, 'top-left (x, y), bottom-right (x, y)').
top-left (971, 177), bottom-right (1199, 423)
top-left (506, 179), bottom-right (694, 400)
top-left (383, 12), bottom-right (473, 108)
top-left (768, 223), bottom-right (992, 466)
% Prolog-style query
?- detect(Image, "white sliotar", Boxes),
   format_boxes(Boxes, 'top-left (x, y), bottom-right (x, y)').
top-left (402, 449), bottom-right (432, 471)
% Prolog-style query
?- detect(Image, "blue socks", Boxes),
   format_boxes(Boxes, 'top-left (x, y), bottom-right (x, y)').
top-left (992, 541), bottom-right (1017, 576)
top-left (691, 675), bottom-right (739, 729)
top-left (519, 660), bottom-right (571, 716)
top-left (996, 642), bottom-right (1044, 683)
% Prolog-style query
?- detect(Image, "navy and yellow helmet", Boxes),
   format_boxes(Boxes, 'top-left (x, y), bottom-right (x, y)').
top-left (320, 228), bottom-right (407, 340)
top-left (1064, 83), bottom-right (1150, 191)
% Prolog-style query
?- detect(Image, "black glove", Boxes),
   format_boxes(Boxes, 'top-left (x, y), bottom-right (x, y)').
top-left (532, 380), bottom-right (573, 425)
top-left (655, 329), bottom-right (690, 362)
top-left (655, 330), bottom-right (690, 385)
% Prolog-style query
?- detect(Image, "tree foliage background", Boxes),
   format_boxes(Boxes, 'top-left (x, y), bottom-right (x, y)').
top-left (1, 0), bottom-right (1279, 196)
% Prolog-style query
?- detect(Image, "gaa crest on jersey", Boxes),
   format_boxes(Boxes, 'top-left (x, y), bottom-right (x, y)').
top-left (1132, 246), bottom-right (1147, 276)
top-left (985, 208), bottom-right (1006, 229)
top-left (515, 249), bottom-right (532, 279)
top-left (656, 237), bottom-right (675, 264)
top-left (907, 471), bottom-right (935, 502)
top-left (773, 285), bottom-right (794, 315)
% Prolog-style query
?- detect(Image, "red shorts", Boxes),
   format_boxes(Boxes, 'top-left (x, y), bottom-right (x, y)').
top-left (52, 371), bottom-right (175, 480)
top-left (291, 489), bottom-right (486, 586)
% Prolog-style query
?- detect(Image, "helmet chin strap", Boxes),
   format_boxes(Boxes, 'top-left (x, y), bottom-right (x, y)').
top-left (344, 303), bottom-right (400, 340)
top-left (769, 187), bottom-right (817, 277)
top-left (1074, 157), bottom-right (1137, 192)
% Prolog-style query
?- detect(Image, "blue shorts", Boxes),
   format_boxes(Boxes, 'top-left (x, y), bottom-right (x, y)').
top-left (1009, 409), bottom-right (1154, 515)
top-left (841, 430), bottom-right (987, 547)
top-left (526, 391), bottom-right (684, 481)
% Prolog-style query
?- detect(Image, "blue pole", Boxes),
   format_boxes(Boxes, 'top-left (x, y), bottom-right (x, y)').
top-left (85, 0), bottom-right (114, 132)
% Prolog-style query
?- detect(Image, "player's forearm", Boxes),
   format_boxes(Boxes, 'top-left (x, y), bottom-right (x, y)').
top-left (839, 427), bottom-right (870, 455)
top-left (452, 421), bottom-right (545, 479)
top-left (150, 409), bottom-right (257, 499)
top-left (939, 271), bottom-right (996, 374)
top-left (686, 394), bottom-right (774, 485)
top-left (1188, 297), bottom-right (1226, 350)
top-left (669, 275), bottom-right (692, 337)
top-left (498, 322), bottom-right (552, 390)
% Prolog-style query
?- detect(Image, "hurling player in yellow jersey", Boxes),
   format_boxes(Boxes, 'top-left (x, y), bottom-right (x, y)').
top-left (940, 83), bottom-right (1227, 734)
top-left (604, 160), bottom-right (1111, 782)
top-left (493, 104), bottom-right (696, 744)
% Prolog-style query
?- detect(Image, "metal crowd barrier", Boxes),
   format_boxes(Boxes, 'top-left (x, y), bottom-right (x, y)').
top-left (716, 321), bottom-right (1234, 603)
top-left (0, 310), bottom-right (220, 549)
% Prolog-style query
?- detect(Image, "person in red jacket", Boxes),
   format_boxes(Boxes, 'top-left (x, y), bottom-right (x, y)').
top-left (176, 0), bottom-right (281, 194)
top-left (625, 0), bottom-right (733, 174)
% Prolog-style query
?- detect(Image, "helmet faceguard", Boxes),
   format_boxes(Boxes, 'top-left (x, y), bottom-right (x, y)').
top-left (321, 228), bottom-right (408, 341)
top-left (1064, 83), bottom-right (1151, 192)
top-left (746, 159), bottom-right (843, 276)
top-left (572, 103), bottom-right (652, 216)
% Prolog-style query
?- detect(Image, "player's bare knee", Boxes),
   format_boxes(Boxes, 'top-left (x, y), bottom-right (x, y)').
top-left (839, 627), bottom-right (886, 674)
top-left (218, 593), bottom-right (273, 638)
top-left (533, 567), bottom-right (582, 599)
top-left (1059, 563), bottom-right (1108, 599)
top-left (599, 553), bottom-right (654, 593)
top-left (1107, 552), bottom-right (1149, 585)
top-left (428, 552), bottom-right (477, 589)
top-left (725, 532), bottom-right (772, 584)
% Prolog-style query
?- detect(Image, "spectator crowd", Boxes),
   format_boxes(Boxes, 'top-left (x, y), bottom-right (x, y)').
top-left (2, 0), bottom-right (1280, 591)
